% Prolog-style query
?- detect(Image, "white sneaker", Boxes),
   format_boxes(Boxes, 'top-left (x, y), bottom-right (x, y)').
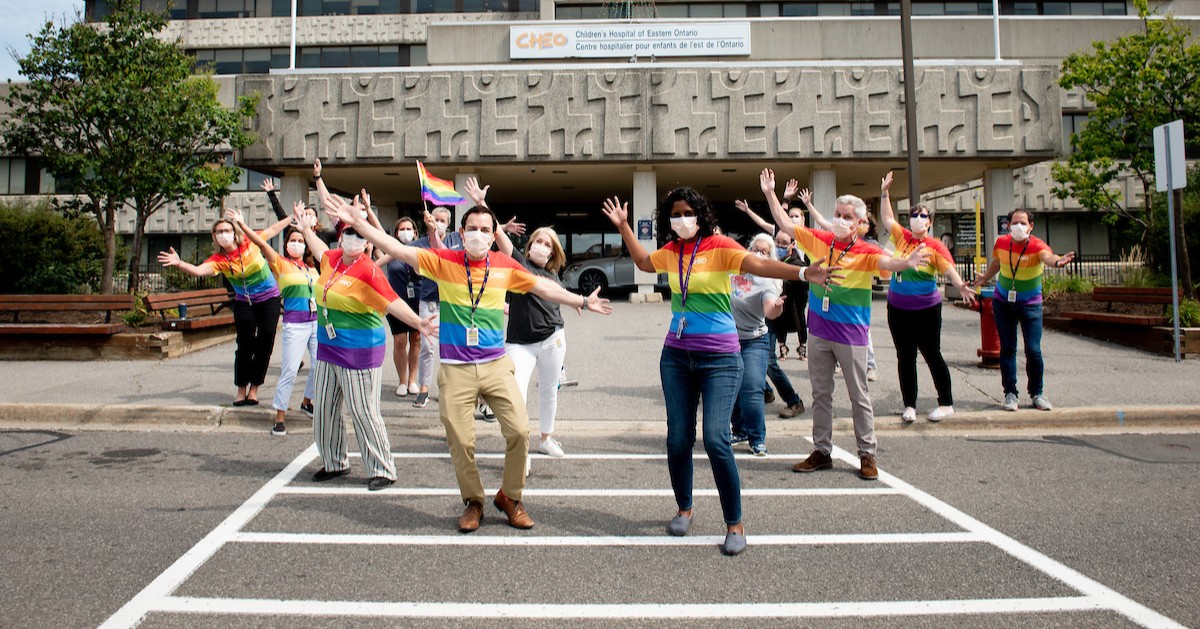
top-left (395, 384), bottom-right (408, 397)
top-left (1032, 395), bottom-right (1053, 411)
top-left (928, 406), bottom-right (954, 422)
top-left (1003, 393), bottom-right (1019, 411)
top-left (866, 368), bottom-right (879, 382)
top-left (901, 407), bottom-right (917, 423)
top-left (536, 436), bottom-right (566, 458)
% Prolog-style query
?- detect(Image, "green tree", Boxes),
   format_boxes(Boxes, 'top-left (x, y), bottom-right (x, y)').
top-left (1052, 0), bottom-right (1200, 297)
top-left (1, 0), bottom-right (257, 293)
top-left (0, 201), bottom-right (108, 294)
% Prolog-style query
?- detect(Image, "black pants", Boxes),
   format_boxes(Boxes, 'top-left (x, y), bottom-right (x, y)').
top-left (232, 298), bottom-right (282, 387)
top-left (887, 303), bottom-right (953, 407)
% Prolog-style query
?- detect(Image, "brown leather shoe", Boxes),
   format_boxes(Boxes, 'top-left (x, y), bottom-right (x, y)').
top-left (859, 454), bottom-right (879, 480)
top-left (492, 490), bottom-right (534, 529)
top-left (458, 501), bottom-right (483, 533)
top-left (792, 450), bottom-right (833, 473)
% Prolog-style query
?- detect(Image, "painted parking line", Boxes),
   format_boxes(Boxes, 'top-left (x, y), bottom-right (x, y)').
top-left (276, 486), bottom-right (902, 497)
top-left (100, 443), bottom-right (1187, 628)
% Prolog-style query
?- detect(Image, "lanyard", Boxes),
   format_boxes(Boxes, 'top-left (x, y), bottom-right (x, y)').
top-left (290, 257), bottom-right (316, 292)
top-left (321, 256), bottom-right (353, 314)
top-left (464, 252), bottom-right (491, 325)
top-left (676, 237), bottom-right (703, 313)
top-left (1007, 238), bottom-right (1030, 280)
top-left (829, 236), bottom-right (857, 269)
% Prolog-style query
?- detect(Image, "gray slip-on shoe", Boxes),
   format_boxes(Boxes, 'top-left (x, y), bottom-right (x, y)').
top-left (666, 514), bottom-right (692, 537)
top-left (721, 532), bottom-right (747, 556)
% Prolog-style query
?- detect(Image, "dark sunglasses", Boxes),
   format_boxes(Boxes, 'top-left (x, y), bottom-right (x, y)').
top-left (910, 212), bottom-right (930, 219)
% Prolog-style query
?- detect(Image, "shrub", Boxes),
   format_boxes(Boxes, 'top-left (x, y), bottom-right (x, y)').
top-left (1043, 274), bottom-right (1096, 298)
top-left (1168, 298), bottom-right (1200, 328)
top-left (120, 292), bottom-right (150, 327)
top-left (1119, 245), bottom-right (1167, 288)
top-left (0, 201), bottom-right (107, 294)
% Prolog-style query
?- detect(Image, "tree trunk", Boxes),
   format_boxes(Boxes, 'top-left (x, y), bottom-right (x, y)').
top-left (127, 208), bottom-right (149, 294)
top-left (1172, 188), bottom-right (1195, 300)
top-left (98, 201), bottom-right (117, 294)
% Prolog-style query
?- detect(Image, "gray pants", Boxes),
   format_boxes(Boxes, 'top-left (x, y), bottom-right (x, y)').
top-left (808, 335), bottom-right (877, 457)
top-left (417, 300), bottom-right (439, 389)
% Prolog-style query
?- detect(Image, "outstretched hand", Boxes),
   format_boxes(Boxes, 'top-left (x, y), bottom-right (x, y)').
top-left (260, 179), bottom-right (277, 193)
top-left (958, 285), bottom-right (978, 308)
top-left (464, 177), bottom-right (489, 207)
top-left (734, 199), bottom-right (751, 214)
top-left (223, 207), bottom-right (245, 224)
top-left (502, 216), bottom-right (526, 236)
top-left (580, 286), bottom-right (613, 316)
top-left (600, 196), bottom-right (629, 228)
top-left (759, 169), bottom-right (776, 196)
top-left (799, 188), bottom-right (813, 207)
top-left (881, 171), bottom-right (893, 194)
top-left (419, 313), bottom-right (440, 339)
top-left (784, 178), bottom-right (800, 200)
top-left (905, 245), bottom-right (932, 269)
top-left (803, 257), bottom-right (845, 287)
top-left (313, 158), bottom-right (322, 179)
top-left (323, 195), bottom-right (357, 227)
top-left (157, 247), bottom-right (181, 268)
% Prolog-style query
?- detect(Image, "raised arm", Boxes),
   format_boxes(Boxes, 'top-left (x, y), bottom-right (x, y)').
top-left (740, 253), bottom-right (842, 287)
top-left (462, 177), bottom-right (514, 256)
top-left (600, 196), bottom-right (654, 273)
top-left (226, 208), bottom-right (280, 265)
top-left (325, 195), bottom-right (419, 267)
top-left (527, 277), bottom-right (613, 315)
top-left (293, 200), bottom-right (329, 260)
top-left (799, 187), bottom-right (832, 230)
top-left (735, 199), bottom-right (775, 234)
top-left (759, 169), bottom-right (797, 235)
top-left (157, 248), bottom-right (215, 277)
top-left (313, 159), bottom-right (330, 213)
top-left (262, 179), bottom-right (287, 221)
top-left (879, 171), bottom-right (896, 233)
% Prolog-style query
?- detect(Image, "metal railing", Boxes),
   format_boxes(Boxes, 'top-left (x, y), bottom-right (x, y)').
top-left (119, 266), bottom-right (223, 294)
top-left (953, 254), bottom-right (1136, 287)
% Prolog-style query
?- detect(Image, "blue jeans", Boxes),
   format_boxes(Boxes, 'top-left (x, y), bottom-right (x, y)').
top-left (732, 334), bottom-right (770, 448)
top-left (764, 330), bottom-right (802, 407)
top-left (660, 346), bottom-right (744, 525)
top-left (992, 300), bottom-right (1044, 397)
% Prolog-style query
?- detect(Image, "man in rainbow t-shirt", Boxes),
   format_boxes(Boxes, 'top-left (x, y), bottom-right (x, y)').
top-left (761, 169), bottom-right (930, 481)
top-left (973, 209), bottom-right (1075, 412)
top-left (327, 200), bottom-right (612, 534)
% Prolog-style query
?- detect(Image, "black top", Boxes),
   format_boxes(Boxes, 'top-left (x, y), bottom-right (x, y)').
top-left (505, 249), bottom-right (564, 345)
top-left (384, 257), bottom-right (420, 311)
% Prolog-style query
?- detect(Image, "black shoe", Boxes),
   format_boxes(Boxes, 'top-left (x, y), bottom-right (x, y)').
top-left (367, 477), bottom-right (394, 491)
top-left (730, 431), bottom-right (750, 445)
top-left (312, 467), bottom-right (350, 482)
top-left (270, 422), bottom-right (286, 436)
top-left (412, 391), bottom-right (430, 408)
top-left (764, 389), bottom-right (776, 404)
top-left (300, 401), bottom-right (313, 418)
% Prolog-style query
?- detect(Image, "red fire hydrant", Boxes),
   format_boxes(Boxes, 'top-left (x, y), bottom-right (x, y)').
top-left (973, 287), bottom-right (1001, 369)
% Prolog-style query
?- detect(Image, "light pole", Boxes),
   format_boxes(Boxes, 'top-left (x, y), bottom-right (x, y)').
top-left (900, 0), bottom-right (921, 206)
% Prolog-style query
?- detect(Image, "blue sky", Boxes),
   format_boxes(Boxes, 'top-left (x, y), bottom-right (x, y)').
top-left (2, 1), bottom-right (85, 83)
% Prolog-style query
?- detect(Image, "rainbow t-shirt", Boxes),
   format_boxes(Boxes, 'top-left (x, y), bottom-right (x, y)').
top-left (205, 238), bottom-right (280, 304)
top-left (648, 235), bottom-right (750, 354)
top-left (315, 250), bottom-right (400, 370)
top-left (992, 234), bottom-right (1048, 305)
top-left (417, 249), bottom-right (539, 365)
top-left (792, 225), bottom-right (885, 347)
top-left (887, 223), bottom-right (955, 311)
top-left (270, 257), bottom-right (319, 324)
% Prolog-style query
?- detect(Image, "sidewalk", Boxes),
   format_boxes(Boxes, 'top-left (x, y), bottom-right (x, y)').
top-left (2, 299), bottom-right (1199, 434)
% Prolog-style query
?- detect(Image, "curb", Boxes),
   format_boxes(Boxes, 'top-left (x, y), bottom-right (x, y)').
top-left (1, 403), bottom-right (1198, 435)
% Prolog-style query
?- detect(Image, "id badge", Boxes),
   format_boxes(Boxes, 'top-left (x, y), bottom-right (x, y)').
top-left (554, 335), bottom-right (564, 348)
top-left (325, 322), bottom-right (336, 339)
top-left (822, 296), bottom-right (830, 312)
top-left (466, 326), bottom-right (480, 347)
top-left (1008, 290), bottom-right (1017, 302)
top-left (309, 298), bottom-right (317, 313)
top-left (406, 285), bottom-right (415, 299)
top-left (675, 316), bottom-right (687, 339)
top-left (896, 274), bottom-right (902, 283)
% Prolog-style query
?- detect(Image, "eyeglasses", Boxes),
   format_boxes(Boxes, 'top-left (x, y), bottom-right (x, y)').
top-left (910, 212), bottom-right (930, 219)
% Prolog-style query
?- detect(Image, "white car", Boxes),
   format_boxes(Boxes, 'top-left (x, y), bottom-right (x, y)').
top-left (562, 250), bottom-right (666, 294)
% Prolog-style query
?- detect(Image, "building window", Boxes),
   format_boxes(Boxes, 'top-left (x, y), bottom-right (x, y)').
top-left (0, 159), bottom-right (27, 195)
top-left (297, 45), bottom-right (418, 68)
top-left (191, 48), bottom-right (290, 74)
top-left (1061, 112), bottom-right (1090, 153)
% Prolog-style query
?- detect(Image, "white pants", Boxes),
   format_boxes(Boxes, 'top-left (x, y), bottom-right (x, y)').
top-left (417, 300), bottom-right (439, 389)
top-left (505, 328), bottom-right (567, 436)
top-left (312, 360), bottom-right (396, 480)
top-left (272, 320), bottom-right (318, 411)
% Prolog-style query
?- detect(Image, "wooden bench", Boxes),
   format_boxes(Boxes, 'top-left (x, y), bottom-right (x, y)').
top-left (145, 288), bottom-right (234, 331)
top-left (1063, 286), bottom-right (1183, 327)
top-left (0, 294), bottom-right (136, 336)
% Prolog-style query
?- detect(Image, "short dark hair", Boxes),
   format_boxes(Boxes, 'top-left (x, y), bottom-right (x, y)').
top-left (1009, 209), bottom-right (1033, 223)
top-left (461, 205), bottom-right (498, 230)
top-left (655, 187), bottom-right (719, 243)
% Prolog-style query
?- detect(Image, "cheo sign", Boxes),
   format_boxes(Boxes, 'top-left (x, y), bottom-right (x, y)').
top-left (509, 22), bottom-right (751, 60)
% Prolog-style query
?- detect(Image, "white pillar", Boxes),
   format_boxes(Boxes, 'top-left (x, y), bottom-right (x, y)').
top-left (982, 168), bottom-right (1015, 249)
top-left (276, 174), bottom-right (309, 250)
top-left (630, 169), bottom-right (662, 303)
top-left (809, 169), bottom-right (837, 227)
top-left (539, 0), bottom-right (555, 19)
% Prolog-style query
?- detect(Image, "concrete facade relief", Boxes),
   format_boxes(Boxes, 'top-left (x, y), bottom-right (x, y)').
top-left (238, 65), bottom-right (1061, 165)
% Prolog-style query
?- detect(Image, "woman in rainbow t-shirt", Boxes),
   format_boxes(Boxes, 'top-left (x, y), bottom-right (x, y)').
top-left (973, 209), bottom-right (1075, 412)
top-left (158, 212), bottom-right (291, 406)
top-left (228, 205), bottom-right (320, 437)
top-left (601, 187), bottom-right (839, 557)
top-left (878, 171), bottom-right (977, 423)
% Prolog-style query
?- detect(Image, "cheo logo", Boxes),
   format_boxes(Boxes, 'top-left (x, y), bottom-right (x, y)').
top-left (515, 31), bottom-right (568, 50)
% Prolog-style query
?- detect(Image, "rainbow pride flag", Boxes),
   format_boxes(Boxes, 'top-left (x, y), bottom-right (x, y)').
top-left (417, 161), bottom-right (465, 206)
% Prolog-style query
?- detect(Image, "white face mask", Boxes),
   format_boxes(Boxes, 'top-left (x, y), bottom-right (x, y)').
top-left (1008, 223), bottom-right (1030, 241)
top-left (214, 232), bottom-right (235, 248)
top-left (830, 217), bottom-right (855, 239)
top-left (670, 216), bottom-right (699, 239)
top-left (528, 243), bottom-right (552, 265)
top-left (359, 209), bottom-right (369, 220)
top-left (396, 229), bottom-right (415, 244)
top-left (463, 230), bottom-right (493, 257)
top-left (434, 221), bottom-right (448, 237)
top-left (909, 216), bottom-right (929, 234)
top-left (286, 241), bottom-right (306, 258)
top-left (340, 234), bottom-right (367, 258)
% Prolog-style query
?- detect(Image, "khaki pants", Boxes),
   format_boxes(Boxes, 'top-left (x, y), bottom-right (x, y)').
top-left (438, 356), bottom-right (530, 504)
top-left (808, 335), bottom-right (877, 457)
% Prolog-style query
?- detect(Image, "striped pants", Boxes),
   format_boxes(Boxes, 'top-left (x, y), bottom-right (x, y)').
top-left (312, 360), bottom-right (396, 480)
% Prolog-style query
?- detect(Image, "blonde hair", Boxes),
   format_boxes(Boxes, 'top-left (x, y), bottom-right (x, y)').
top-left (525, 227), bottom-right (566, 273)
